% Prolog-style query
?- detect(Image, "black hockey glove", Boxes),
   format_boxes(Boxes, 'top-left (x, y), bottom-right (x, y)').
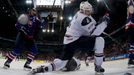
top-left (103, 15), bottom-right (110, 24)
top-left (20, 26), bottom-right (33, 40)
top-left (20, 26), bottom-right (29, 35)
top-left (98, 14), bottom-right (110, 25)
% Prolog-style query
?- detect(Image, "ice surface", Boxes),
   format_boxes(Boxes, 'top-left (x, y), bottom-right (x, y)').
top-left (0, 58), bottom-right (133, 75)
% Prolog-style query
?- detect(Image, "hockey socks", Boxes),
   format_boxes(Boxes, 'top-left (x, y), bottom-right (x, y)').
top-left (4, 51), bottom-right (17, 69)
top-left (94, 53), bottom-right (105, 73)
top-left (24, 52), bottom-right (35, 70)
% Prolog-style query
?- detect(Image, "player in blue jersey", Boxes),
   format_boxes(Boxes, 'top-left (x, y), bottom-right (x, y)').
top-left (125, 0), bottom-right (134, 66)
top-left (3, 8), bottom-right (41, 70)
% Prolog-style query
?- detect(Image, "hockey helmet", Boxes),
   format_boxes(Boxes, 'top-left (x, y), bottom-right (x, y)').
top-left (80, 1), bottom-right (93, 14)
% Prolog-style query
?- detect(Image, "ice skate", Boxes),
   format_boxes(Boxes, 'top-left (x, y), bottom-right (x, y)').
top-left (128, 59), bottom-right (134, 68)
top-left (24, 64), bottom-right (32, 71)
top-left (85, 62), bottom-right (89, 66)
top-left (3, 62), bottom-right (10, 69)
top-left (95, 64), bottom-right (105, 75)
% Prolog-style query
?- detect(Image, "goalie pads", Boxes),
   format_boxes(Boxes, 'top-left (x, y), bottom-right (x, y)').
top-left (18, 14), bottom-right (29, 25)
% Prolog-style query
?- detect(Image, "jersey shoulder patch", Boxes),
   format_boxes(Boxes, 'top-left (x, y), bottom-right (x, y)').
top-left (81, 17), bottom-right (91, 26)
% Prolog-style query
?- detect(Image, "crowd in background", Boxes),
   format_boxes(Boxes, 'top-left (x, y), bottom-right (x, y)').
top-left (0, 40), bottom-right (129, 61)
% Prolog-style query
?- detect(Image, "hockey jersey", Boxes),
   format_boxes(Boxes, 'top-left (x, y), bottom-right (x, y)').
top-left (15, 14), bottom-right (41, 38)
top-left (64, 11), bottom-right (107, 44)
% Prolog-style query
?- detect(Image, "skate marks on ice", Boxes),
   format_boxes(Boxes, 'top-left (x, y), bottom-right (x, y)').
top-left (27, 59), bottom-right (134, 75)
top-left (0, 59), bottom-right (133, 75)
top-left (102, 59), bottom-right (134, 75)
top-left (0, 59), bottom-right (43, 75)
top-left (0, 66), bottom-right (29, 75)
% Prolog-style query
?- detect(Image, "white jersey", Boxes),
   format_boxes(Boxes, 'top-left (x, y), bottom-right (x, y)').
top-left (64, 11), bottom-right (107, 44)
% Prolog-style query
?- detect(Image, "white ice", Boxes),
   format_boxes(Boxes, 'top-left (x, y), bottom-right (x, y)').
top-left (0, 58), bottom-right (133, 75)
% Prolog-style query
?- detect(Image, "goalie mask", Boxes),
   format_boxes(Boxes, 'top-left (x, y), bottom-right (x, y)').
top-left (80, 1), bottom-right (93, 15)
top-left (62, 57), bottom-right (81, 71)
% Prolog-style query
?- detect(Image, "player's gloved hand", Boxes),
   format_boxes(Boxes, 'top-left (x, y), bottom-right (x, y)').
top-left (19, 26), bottom-right (33, 40)
top-left (125, 21), bottom-right (134, 32)
top-left (29, 66), bottom-right (47, 75)
top-left (125, 25), bottom-right (129, 32)
top-left (20, 26), bottom-right (28, 35)
top-left (102, 13), bottom-right (110, 24)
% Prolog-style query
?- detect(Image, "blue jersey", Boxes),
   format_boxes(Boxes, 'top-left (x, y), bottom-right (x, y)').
top-left (127, 12), bottom-right (134, 23)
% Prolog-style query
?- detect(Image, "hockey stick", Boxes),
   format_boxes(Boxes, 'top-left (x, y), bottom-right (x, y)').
top-left (102, 32), bottom-right (124, 50)
top-left (105, 25), bottom-right (126, 38)
top-left (102, 0), bottom-right (111, 12)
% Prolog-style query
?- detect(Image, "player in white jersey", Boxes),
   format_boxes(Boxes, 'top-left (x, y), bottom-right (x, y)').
top-left (29, 1), bottom-right (110, 75)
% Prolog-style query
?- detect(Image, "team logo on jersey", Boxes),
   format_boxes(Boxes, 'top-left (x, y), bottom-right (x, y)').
top-left (81, 17), bottom-right (91, 26)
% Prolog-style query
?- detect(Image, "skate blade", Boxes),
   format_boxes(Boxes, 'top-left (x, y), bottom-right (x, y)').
top-left (127, 65), bottom-right (134, 68)
top-left (24, 68), bottom-right (32, 71)
top-left (95, 72), bottom-right (104, 75)
top-left (128, 65), bottom-right (134, 68)
top-left (3, 66), bottom-right (9, 69)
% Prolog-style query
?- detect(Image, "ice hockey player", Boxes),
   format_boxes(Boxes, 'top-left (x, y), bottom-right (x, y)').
top-left (29, 1), bottom-right (109, 74)
top-left (125, 0), bottom-right (134, 67)
top-left (3, 8), bottom-right (41, 70)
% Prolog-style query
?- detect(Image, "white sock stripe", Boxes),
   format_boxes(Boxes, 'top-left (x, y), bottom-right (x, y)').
top-left (28, 54), bottom-right (34, 58)
top-left (7, 54), bottom-right (14, 60)
top-left (27, 57), bottom-right (34, 60)
top-left (10, 53), bottom-right (16, 58)
top-left (8, 53), bottom-right (16, 59)
top-left (8, 56), bottom-right (14, 60)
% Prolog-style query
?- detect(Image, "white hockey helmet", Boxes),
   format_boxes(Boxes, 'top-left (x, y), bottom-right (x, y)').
top-left (80, 1), bottom-right (93, 14)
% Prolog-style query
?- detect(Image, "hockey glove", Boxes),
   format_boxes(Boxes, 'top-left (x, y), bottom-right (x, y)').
top-left (20, 26), bottom-right (33, 40)
top-left (102, 14), bottom-right (110, 24)
top-left (20, 26), bottom-right (28, 35)
top-left (98, 13), bottom-right (110, 25)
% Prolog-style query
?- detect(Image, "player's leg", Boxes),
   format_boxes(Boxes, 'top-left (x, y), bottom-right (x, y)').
top-left (94, 37), bottom-right (105, 73)
top-left (77, 36), bottom-right (95, 66)
top-left (128, 43), bottom-right (134, 66)
top-left (4, 32), bottom-right (23, 69)
top-left (127, 27), bottom-right (134, 67)
top-left (24, 40), bottom-right (38, 70)
top-left (30, 43), bottom-right (77, 74)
